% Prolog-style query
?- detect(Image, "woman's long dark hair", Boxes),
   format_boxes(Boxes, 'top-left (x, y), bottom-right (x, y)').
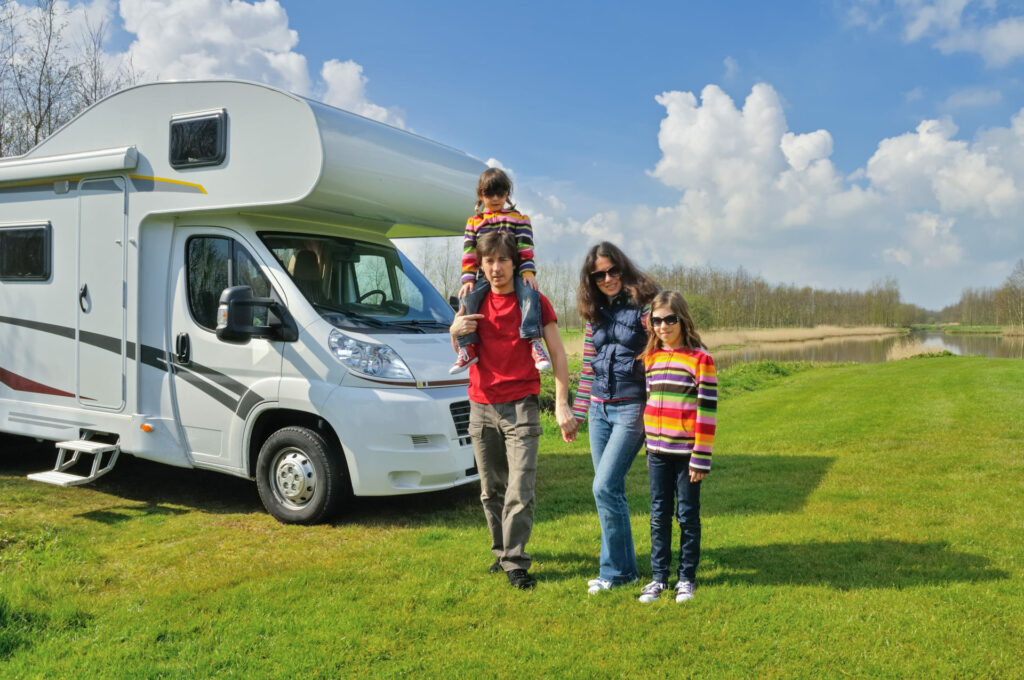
top-left (577, 242), bottom-right (659, 323)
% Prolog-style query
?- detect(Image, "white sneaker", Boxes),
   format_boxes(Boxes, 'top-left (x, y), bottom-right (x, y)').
top-left (675, 580), bottom-right (696, 603)
top-left (587, 578), bottom-right (612, 595)
top-left (638, 580), bottom-right (668, 603)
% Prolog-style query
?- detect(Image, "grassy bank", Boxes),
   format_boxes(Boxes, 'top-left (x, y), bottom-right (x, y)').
top-left (560, 325), bottom-right (906, 356)
top-left (2, 357), bottom-right (1023, 678)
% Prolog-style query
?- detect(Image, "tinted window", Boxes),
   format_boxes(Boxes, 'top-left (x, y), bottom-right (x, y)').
top-left (186, 236), bottom-right (271, 329)
top-left (0, 224), bottom-right (51, 281)
top-left (170, 110), bottom-right (227, 168)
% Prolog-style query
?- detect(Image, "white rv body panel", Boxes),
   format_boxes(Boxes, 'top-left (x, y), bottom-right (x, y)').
top-left (0, 80), bottom-right (487, 521)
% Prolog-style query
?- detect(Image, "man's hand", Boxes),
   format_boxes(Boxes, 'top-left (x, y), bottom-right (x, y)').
top-left (449, 304), bottom-right (483, 344)
top-left (458, 280), bottom-right (475, 298)
top-left (555, 402), bottom-right (578, 443)
top-left (521, 275), bottom-right (539, 292)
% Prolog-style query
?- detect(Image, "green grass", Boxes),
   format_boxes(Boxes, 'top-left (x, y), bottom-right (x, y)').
top-left (943, 325), bottom-right (1004, 335)
top-left (2, 357), bottom-right (1024, 678)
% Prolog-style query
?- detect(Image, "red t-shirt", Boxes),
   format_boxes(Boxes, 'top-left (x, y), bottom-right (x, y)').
top-left (468, 291), bottom-right (557, 404)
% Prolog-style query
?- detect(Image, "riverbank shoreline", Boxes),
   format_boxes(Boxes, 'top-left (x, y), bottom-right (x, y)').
top-left (561, 325), bottom-right (907, 356)
top-left (702, 325), bottom-right (905, 351)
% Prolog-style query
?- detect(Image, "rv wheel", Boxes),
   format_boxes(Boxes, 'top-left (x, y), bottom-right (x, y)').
top-left (256, 427), bottom-right (346, 524)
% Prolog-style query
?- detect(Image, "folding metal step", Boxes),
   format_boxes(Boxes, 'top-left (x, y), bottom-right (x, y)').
top-left (27, 439), bottom-right (120, 487)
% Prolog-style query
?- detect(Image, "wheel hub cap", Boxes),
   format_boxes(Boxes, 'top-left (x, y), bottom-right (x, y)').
top-left (273, 449), bottom-right (316, 506)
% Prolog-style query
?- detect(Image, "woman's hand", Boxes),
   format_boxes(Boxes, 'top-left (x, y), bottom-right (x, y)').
top-left (556, 402), bottom-right (578, 443)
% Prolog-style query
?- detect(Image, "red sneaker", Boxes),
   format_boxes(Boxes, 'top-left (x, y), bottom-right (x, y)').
top-left (449, 345), bottom-right (478, 374)
top-left (531, 340), bottom-right (552, 371)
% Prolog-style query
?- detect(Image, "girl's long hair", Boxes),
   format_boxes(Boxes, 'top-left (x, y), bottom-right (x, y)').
top-left (576, 242), bottom-right (659, 323)
top-left (474, 168), bottom-right (517, 214)
top-left (639, 290), bottom-right (706, 361)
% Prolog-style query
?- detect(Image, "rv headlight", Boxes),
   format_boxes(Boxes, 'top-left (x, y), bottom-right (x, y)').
top-left (328, 329), bottom-right (413, 380)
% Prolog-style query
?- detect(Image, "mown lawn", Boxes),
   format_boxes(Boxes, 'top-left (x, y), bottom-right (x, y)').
top-left (2, 357), bottom-right (1023, 678)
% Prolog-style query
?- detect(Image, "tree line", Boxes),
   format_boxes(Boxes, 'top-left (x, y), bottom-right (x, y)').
top-left (411, 236), bottom-right (932, 330)
top-left (1, 0), bottom-right (135, 158)
top-left (939, 260), bottom-right (1024, 330)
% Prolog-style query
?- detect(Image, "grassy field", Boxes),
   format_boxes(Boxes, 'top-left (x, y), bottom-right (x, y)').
top-left (2, 357), bottom-right (1023, 678)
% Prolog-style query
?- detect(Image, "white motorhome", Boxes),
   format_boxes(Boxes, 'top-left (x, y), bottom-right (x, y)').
top-left (0, 80), bottom-right (486, 523)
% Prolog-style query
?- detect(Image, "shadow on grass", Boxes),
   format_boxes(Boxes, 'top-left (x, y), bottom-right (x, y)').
top-left (539, 452), bottom-right (835, 519)
top-left (702, 540), bottom-right (1008, 589)
top-left (3, 434), bottom-right (834, 526)
top-left (1, 434), bottom-right (479, 523)
top-left (76, 502), bottom-right (190, 525)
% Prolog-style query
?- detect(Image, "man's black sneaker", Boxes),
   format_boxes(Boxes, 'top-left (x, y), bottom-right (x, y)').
top-left (507, 568), bottom-right (536, 590)
top-left (489, 559), bottom-right (502, 574)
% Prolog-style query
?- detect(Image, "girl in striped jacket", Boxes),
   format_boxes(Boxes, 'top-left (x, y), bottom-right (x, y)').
top-left (637, 291), bottom-right (717, 604)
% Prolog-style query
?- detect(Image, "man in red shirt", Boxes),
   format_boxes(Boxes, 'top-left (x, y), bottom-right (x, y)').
top-left (450, 231), bottom-right (578, 589)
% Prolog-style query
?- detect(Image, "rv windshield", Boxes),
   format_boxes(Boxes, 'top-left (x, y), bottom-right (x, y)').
top-left (260, 232), bottom-right (455, 333)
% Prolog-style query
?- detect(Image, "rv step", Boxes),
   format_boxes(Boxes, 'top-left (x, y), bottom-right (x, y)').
top-left (27, 439), bottom-right (120, 487)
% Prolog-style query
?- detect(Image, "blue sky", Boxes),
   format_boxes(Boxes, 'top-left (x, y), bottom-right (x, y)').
top-left (55, 1), bottom-right (1024, 308)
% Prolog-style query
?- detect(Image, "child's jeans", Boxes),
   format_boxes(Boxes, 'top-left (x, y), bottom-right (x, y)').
top-left (648, 452), bottom-right (702, 583)
top-left (456, 275), bottom-right (542, 347)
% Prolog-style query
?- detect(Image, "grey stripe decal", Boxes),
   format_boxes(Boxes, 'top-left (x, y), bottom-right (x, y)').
top-left (80, 330), bottom-right (122, 354)
top-left (235, 388), bottom-right (263, 418)
top-left (0, 315), bottom-right (75, 339)
top-left (129, 177), bottom-right (205, 194)
top-left (7, 416), bottom-right (79, 429)
top-left (79, 179), bottom-right (122, 192)
top-left (187, 360), bottom-right (250, 399)
top-left (173, 365), bottom-right (238, 411)
top-left (8, 412), bottom-right (94, 427)
top-left (0, 315), bottom-right (265, 419)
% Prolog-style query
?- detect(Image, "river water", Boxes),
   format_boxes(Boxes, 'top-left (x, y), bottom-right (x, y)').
top-left (713, 330), bottom-right (1024, 369)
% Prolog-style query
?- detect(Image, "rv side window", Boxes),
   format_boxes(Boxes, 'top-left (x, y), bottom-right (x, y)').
top-left (186, 236), bottom-right (272, 330)
top-left (170, 110), bottom-right (227, 169)
top-left (0, 224), bottom-right (51, 281)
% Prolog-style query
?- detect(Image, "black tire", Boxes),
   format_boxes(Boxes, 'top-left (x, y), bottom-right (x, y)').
top-left (255, 426), bottom-right (347, 524)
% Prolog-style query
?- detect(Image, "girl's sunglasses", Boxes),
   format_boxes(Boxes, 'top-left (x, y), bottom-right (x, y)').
top-left (590, 266), bottom-right (621, 282)
top-left (650, 314), bottom-right (680, 326)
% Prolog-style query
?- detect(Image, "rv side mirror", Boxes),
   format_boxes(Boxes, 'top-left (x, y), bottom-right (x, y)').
top-left (449, 295), bottom-right (459, 311)
top-left (216, 286), bottom-right (298, 343)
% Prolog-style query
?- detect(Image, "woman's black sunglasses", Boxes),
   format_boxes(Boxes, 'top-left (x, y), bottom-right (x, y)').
top-left (650, 314), bottom-right (680, 326)
top-left (590, 266), bottom-right (621, 282)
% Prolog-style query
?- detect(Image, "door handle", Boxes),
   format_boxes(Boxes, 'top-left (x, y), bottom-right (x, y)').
top-left (79, 284), bottom-right (89, 312)
top-left (175, 332), bottom-right (191, 365)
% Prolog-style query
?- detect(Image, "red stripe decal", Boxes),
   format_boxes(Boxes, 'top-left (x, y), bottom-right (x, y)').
top-left (0, 367), bottom-right (76, 398)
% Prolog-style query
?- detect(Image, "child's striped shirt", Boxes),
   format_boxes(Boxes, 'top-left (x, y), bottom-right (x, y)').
top-left (642, 347), bottom-right (717, 470)
top-left (460, 210), bottom-right (536, 283)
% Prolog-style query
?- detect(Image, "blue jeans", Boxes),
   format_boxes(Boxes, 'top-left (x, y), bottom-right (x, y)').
top-left (648, 453), bottom-right (702, 583)
top-left (588, 399), bottom-right (645, 584)
top-left (456, 276), bottom-right (541, 347)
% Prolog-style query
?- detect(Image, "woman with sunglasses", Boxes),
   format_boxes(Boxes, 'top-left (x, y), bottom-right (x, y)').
top-left (636, 290), bottom-right (717, 604)
top-left (573, 242), bottom-right (659, 595)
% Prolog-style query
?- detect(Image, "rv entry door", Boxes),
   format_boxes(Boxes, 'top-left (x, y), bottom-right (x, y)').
top-left (77, 177), bottom-right (127, 410)
top-left (168, 227), bottom-right (284, 469)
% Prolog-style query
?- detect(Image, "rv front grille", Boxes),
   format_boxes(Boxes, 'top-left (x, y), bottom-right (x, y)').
top-left (449, 400), bottom-right (472, 447)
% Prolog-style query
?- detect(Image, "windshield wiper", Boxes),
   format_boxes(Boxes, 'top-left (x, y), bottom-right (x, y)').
top-left (389, 319), bottom-right (450, 331)
top-left (311, 302), bottom-right (387, 327)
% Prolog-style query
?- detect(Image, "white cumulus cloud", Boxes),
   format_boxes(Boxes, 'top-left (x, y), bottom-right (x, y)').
top-left (96, 0), bottom-right (403, 126)
top-left (879, 0), bottom-right (1024, 67)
